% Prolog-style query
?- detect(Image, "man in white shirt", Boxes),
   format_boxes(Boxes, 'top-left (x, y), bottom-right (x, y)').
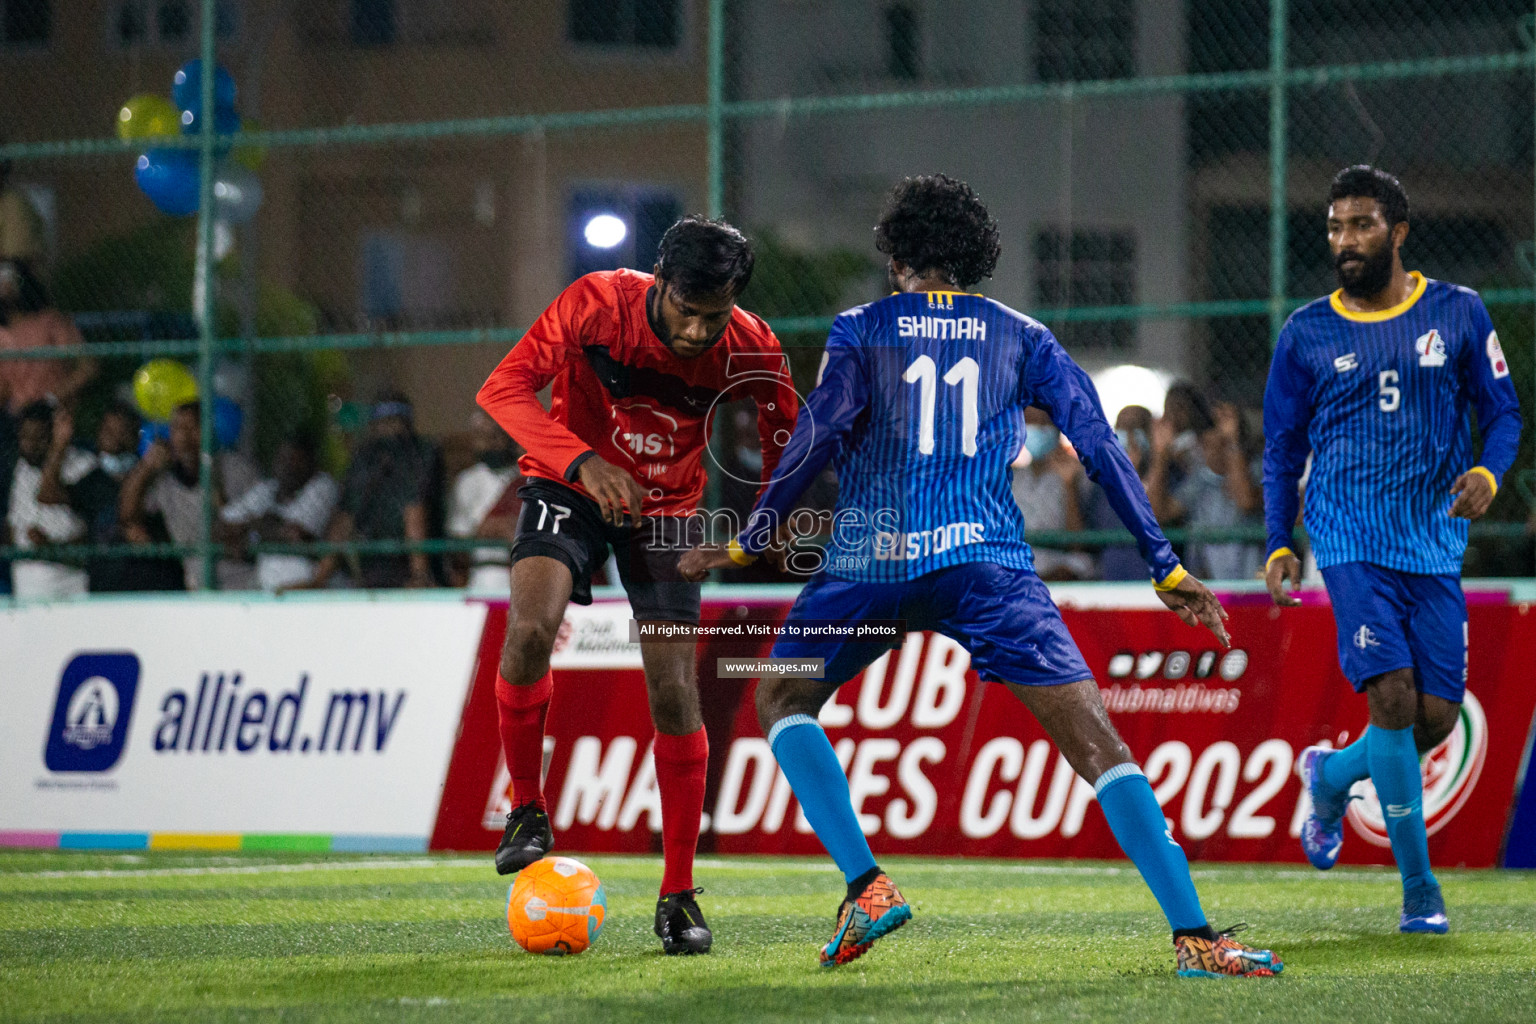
top-left (8, 402), bottom-right (94, 599)
top-left (120, 401), bottom-right (261, 590)
top-left (219, 435), bottom-right (339, 591)
top-left (447, 410), bottom-right (522, 591)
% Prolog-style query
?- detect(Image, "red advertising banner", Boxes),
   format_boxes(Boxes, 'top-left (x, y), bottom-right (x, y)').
top-left (431, 595), bottom-right (1536, 868)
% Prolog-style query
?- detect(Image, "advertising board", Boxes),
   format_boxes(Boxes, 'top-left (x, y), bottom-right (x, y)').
top-left (0, 599), bottom-right (487, 851)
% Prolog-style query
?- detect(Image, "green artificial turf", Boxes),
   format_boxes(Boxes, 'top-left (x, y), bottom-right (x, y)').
top-left (2, 851), bottom-right (1533, 1023)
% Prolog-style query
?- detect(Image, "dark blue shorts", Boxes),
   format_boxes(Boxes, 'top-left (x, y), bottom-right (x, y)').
top-left (770, 562), bottom-right (1092, 686)
top-left (1319, 561), bottom-right (1467, 702)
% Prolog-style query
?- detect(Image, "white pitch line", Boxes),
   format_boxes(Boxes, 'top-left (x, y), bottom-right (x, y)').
top-left (4, 856), bottom-right (1403, 882)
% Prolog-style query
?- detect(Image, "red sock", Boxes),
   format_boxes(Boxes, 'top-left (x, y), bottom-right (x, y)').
top-left (495, 673), bottom-right (553, 811)
top-left (653, 727), bottom-right (709, 896)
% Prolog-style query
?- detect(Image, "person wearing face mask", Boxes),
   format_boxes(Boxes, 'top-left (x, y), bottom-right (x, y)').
top-left (1010, 407), bottom-right (1092, 581)
top-left (446, 410), bottom-right (524, 591)
top-left (119, 400), bottom-right (261, 590)
top-left (44, 401), bottom-right (180, 593)
top-left (218, 434), bottom-right (340, 592)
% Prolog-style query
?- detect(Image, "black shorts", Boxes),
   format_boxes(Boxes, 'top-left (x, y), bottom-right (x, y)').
top-left (509, 478), bottom-right (703, 623)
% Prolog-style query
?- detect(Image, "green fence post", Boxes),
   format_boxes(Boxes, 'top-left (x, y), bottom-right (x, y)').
top-left (707, 0), bottom-right (726, 219)
top-left (194, 0), bottom-right (219, 590)
top-left (1269, 0), bottom-right (1289, 344)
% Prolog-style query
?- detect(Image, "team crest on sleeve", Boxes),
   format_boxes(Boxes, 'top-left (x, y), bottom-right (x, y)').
top-left (1486, 330), bottom-right (1510, 378)
top-left (1415, 329), bottom-right (1447, 368)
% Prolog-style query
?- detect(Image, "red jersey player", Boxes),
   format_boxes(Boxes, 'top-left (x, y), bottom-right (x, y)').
top-left (476, 216), bottom-right (797, 955)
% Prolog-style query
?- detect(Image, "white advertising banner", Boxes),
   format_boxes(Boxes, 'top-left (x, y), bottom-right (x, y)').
top-left (0, 599), bottom-right (486, 842)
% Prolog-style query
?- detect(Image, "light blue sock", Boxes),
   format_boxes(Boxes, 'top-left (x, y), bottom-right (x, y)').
top-left (1095, 763), bottom-right (1208, 932)
top-left (1321, 731), bottom-right (1372, 795)
top-left (768, 715), bottom-right (877, 885)
top-left (1367, 724), bottom-right (1437, 892)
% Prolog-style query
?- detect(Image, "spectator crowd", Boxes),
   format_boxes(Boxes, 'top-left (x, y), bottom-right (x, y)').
top-left (3, 365), bottom-right (1274, 600)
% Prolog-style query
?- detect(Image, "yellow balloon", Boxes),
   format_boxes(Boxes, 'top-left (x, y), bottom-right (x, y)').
top-left (117, 94), bottom-right (181, 143)
top-left (233, 117), bottom-right (267, 172)
top-left (133, 359), bottom-right (199, 423)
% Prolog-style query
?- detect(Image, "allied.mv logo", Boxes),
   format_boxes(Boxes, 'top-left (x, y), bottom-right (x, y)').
top-left (44, 652), bottom-right (141, 772)
top-left (1353, 625), bottom-right (1380, 650)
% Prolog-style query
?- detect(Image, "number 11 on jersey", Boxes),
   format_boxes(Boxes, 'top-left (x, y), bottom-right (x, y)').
top-left (904, 355), bottom-right (979, 456)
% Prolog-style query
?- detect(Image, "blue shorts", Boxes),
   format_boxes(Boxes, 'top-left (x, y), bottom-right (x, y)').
top-left (1319, 561), bottom-right (1467, 702)
top-left (770, 562), bottom-right (1092, 686)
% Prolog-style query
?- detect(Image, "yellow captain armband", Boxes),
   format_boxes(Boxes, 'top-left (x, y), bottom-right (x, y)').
top-left (727, 537), bottom-right (757, 567)
top-left (1468, 466), bottom-right (1498, 496)
top-left (1152, 564), bottom-right (1188, 592)
top-left (1266, 547), bottom-right (1295, 569)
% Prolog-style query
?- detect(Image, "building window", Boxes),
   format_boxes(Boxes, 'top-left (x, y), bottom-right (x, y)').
top-left (884, 5), bottom-right (920, 81)
top-left (568, 0), bottom-right (680, 49)
top-left (113, 1), bottom-right (148, 44)
top-left (350, 0), bottom-right (394, 45)
top-left (110, 1), bottom-right (239, 47)
top-left (1036, 0), bottom-right (1134, 82)
top-left (2, 0), bottom-right (51, 45)
top-left (1034, 229), bottom-right (1136, 351)
top-left (569, 187), bottom-right (682, 282)
top-left (156, 0), bottom-right (189, 42)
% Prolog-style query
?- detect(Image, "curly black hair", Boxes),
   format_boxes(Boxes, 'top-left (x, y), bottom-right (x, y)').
top-left (873, 174), bottom-right (1001, 289)
top-left (1329, 165), bottom-right (1409, 227)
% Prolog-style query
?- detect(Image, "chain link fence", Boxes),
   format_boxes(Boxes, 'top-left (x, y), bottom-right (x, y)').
top-left (0, 0), bottom-right (1533, 593)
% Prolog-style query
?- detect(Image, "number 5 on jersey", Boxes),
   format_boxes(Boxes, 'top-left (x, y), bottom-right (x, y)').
top-left (1379, 369), bottom-right (1400, 413)
top-left (904, 355), bottom-right (979, 456)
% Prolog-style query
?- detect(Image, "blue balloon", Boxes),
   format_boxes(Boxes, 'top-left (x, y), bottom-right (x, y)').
top-left (134, 149), bottom-right (200, 216)
top-left (173, 59), bottom-right (237, 118)
top-left (137, 422), bottom-right (170, 457)
top-left (179, 105), bottom-right (240, 142)
top-left (213, 396), bottom-right (244, 450)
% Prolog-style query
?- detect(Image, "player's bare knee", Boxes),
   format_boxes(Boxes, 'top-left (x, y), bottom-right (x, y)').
top-left (501, 619), bottom-right (557, 683)
top-left (1415, 701), bottom-right (1460, 751)
top-left (755, 677), bottom-right (822, 734)
top-left (1364, 668), bottom-right (1417, 730)
top-left (646, 674), bottom-right (701, 734)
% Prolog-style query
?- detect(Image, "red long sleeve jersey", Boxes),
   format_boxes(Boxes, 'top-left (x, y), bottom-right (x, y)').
top-left (477, 269), bottom-right (798, 517)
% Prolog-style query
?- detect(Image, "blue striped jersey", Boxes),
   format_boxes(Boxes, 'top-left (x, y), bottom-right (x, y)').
top-left (1262, 273), bottom-right (1522, 575)
top-left (737, 290), bottom-right (1180, 583)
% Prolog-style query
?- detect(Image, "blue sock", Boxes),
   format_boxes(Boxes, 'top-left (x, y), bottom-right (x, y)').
top-left (1367, 724), bottom-right (1437, 892)
top-left (1321, 731), bottom-right (1372, 795)
top-left (768, 715), bottom-right (877, 885)
top-left (1095, 763), bottom-right (1208, 933)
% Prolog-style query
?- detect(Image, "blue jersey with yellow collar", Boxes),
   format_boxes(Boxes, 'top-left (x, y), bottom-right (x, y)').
top-left (1262, 273), bottom-right (1522, 575)
top-left (737, 289), bottom-right (1181, 584)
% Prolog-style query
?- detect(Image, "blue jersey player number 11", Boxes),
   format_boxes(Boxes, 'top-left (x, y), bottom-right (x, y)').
top-left (682, 174), bottom-right (1283, 978)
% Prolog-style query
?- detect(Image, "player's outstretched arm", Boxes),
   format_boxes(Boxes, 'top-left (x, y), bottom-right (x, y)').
top-left (1264, 548), bottom-right (1303, 607)
top-left (1155, 570), bottom-right (1232, 648)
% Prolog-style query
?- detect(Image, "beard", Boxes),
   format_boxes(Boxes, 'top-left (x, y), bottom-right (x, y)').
top-left (1335, 243), bottom-right (1395, 298)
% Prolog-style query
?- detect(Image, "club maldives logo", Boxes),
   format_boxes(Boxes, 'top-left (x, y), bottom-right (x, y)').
top-left (1346, 690), bottom-right (1488, 846)
top-left (44, 652), bottom-right (141, 772)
